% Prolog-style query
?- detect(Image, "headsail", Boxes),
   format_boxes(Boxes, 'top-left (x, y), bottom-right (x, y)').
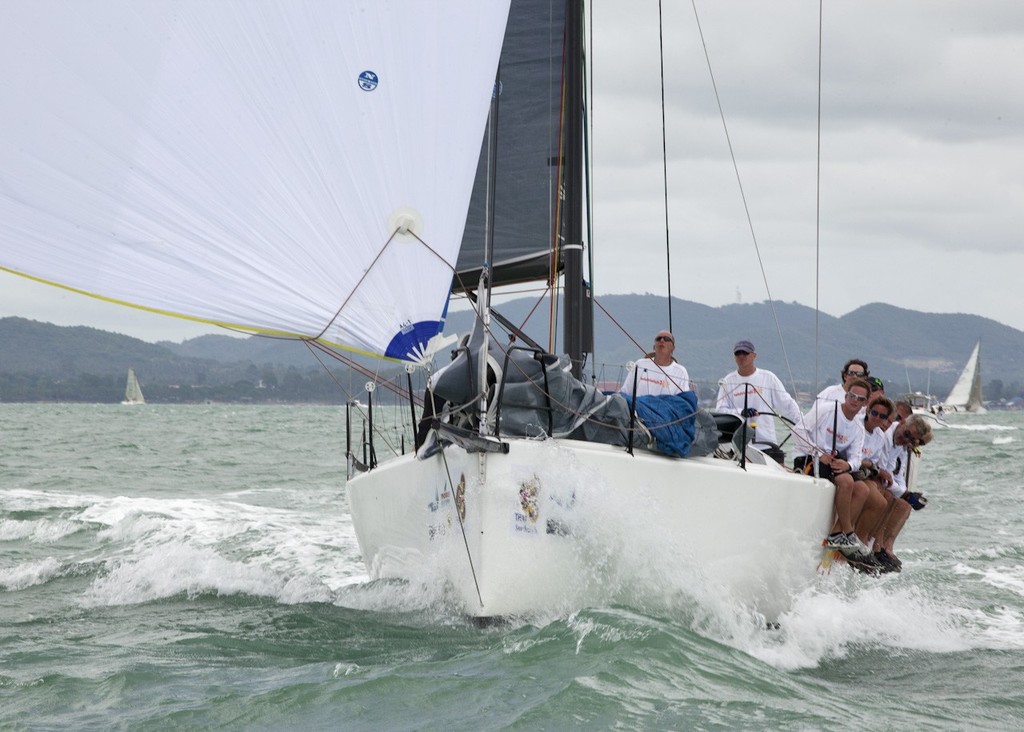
top-left (0, 1), bottom-right (512, 361)
top-left (943, 340), bottom-right (984, 412)
top-left (123, 368), bottom-right (145, 405)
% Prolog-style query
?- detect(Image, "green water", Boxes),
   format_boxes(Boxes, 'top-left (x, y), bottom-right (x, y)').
top-left (2, 404), bottom-right (1023, 730)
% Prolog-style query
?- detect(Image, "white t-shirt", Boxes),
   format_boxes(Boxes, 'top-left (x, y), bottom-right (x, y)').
top-left (859, 418), bottom-right (888, 465)
top-left (816, 382), bottom-right (870, 416)
top-left (620, 357), bottom-right (690, 396)
top-left (816, 383), bottom-right (847, 403)
top-left (791, 401), bottom-right (866, 470)
top-left (880, 422), bottom-right (911, 498)
top-left (715, 367), bottom-right (802, 446)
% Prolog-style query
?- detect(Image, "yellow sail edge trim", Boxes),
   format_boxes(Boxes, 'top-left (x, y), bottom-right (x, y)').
top-left (0, 266), bottom-right (396, 363)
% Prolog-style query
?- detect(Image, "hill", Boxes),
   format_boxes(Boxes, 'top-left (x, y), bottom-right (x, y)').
top-left (446, 296), bottom-right (1024, 398)
top-left (2, 296), bottom-right (1023, 402)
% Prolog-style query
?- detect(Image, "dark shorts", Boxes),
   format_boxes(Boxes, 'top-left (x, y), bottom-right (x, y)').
top-left (793, 455), bottom-right (837, 480)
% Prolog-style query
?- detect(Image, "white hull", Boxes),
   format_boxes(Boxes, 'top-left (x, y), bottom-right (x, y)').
top-left (911, 408), bottom-right (947, 428)
top-left (347, 438), bottom-right (835, 620)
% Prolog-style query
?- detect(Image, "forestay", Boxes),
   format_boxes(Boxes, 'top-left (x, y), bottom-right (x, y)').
top-left (0, 1), bottom-right (511, 361)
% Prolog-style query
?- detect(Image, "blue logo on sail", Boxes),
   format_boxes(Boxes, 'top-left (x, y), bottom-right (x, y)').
top-left (385, 320), bottom-right (444, 361)
top-left (358, 71), bottom-right (379, 92)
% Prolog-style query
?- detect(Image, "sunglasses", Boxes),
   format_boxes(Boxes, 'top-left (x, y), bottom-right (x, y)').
top-left (734, 350), bottom-right (751, 356)
top-left (654, 335), bottom-right (674, 343)
top-left (845, 370), bottom-right (867, 377)
top-left (904, 432), bottom-right (923, 447)
top-left (846, 392), bottom-right (868, 402)
top-left (868, 409), bottom-right (891, 420)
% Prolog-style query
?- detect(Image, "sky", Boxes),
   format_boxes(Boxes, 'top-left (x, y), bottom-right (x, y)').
top-left (1, 0), bottom-right (1022, 343)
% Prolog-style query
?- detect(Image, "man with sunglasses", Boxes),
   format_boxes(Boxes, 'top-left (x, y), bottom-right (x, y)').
top-left (715, 339), bottom-right (802, 463)
top-left (868, 415), bottom-right (934, 571)
top-left (816, 359), bottom-right (871, 404)
top-left (853, 396), bottom-right (902, 572)
top-left (619, 330), bottom-right (691, 397)
top-left (791, 378), bottom-right (874, 559)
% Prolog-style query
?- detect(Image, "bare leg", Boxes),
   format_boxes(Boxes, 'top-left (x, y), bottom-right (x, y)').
top-left (859, 483), bottom-right (895, 545)
top-left (880, 499), bottom-right (912, 552)
top-left (853, 481), bottom-right (888, 544)
top-left (832, 474), bottom-right (856, 533)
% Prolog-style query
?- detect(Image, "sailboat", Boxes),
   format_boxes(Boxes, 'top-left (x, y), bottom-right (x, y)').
top-left (0, 2), bottom-right (835, 620)
top-left (899, 369), bottom-right (946, 427)
top-left (121, 368), bottom-right (146, 406)
top-left (942, 340), bottom-right (985, 413)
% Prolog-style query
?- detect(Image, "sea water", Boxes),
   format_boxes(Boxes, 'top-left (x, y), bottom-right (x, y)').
top-left (2, 404), bottom-right (1023, 730)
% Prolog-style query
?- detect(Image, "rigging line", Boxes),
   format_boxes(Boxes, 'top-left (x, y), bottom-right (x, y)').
top-left (315, 226), bottom-right (462, 343)
top-left (592, 296), bottom-right (649, 356)
top-left (305, 339), bottom-right (416, 404)
top-left (470, 313), bottom-right (701, 435)
top-left (514, 285), bottom-right (554, 336)
top-left (688, 0), bottom-right (801, 401)
top-left (303, 340), bottom-right (409, 455)
top-left (814, 0), bottom-right (824, 415)
top-left (658, 0), bottom-right (674, 333)
top-left (438, 442), bottom-right (485, 609)
top-left (312, 228), bottom-right (401, 341)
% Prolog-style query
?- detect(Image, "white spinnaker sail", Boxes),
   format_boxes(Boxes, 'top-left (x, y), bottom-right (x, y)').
top-left (0, 1), bottom-right (511, 361)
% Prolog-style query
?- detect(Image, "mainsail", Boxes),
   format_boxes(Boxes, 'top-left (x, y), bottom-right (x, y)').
top-left (943, 340), bottom-right (984, 412)
top-left (456, 0), bottom-right (567, 291)
top-left (0, 1), bottom-right (512, 361)
top-left (123, 368), bottom-right (145, 405)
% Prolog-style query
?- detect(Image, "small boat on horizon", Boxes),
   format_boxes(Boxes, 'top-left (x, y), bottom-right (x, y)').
top-left (121, 368), bottom-right (145, 406)
top-left (942, 340), bottom-right (985, 413)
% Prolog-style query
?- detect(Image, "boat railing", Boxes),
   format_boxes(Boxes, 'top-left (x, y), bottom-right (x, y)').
top-left (493, 345), bottom-right (556, 439)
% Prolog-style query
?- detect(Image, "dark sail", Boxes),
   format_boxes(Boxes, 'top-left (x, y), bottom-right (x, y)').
top-left (454, 0), bottom-right (567, 291)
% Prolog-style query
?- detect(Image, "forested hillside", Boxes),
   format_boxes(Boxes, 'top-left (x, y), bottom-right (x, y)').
top-left (3, 295), bottom-right (1022, 403)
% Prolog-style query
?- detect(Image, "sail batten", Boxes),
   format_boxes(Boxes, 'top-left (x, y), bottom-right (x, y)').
top-left (0, 1), bottom-right (513, 360)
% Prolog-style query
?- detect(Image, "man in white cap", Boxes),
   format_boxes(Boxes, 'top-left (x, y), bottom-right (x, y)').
top-left (715, 339), bottom-right (802, 463)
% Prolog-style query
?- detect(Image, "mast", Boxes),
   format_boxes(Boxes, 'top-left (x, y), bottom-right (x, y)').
top-left (562, 0), bottom-right (586, 378)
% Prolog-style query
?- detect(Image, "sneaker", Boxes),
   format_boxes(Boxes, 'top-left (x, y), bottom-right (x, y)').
top-left (838, 532), bottom-right (871, 558)
top-left (846, 553), bottom-right (882, 576)
top-left (825, 532), bottom-right (851, 549)
top-left (874, 549), bottom-right (902, 573)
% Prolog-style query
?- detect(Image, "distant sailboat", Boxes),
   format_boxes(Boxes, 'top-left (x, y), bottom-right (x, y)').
top-left (943, 341), bottom-right (985, 413)
top-left (122, 368), bottom-right (145, 405)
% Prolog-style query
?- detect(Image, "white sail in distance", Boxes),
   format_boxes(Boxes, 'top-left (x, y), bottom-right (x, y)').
top-left (122, 368), bottom-right (145, 405)
top-left (943, 340), bottom-right (984, 412)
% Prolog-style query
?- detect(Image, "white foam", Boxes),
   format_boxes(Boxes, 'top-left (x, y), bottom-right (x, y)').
top-left (0, 557), bottom-right (62, 590)
top-left (947, 423), bottom-right (1017, 432)
top-left (80, 540), bottom-right (334, 607)
top-left (977, 564), bottom-right (1024, 597)
top-left (31, 489), bottom-right (365, 607)
top-left (0, 518), bottom-right (82, 542)
top-left (734, 582), bottom-right (975, 670)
